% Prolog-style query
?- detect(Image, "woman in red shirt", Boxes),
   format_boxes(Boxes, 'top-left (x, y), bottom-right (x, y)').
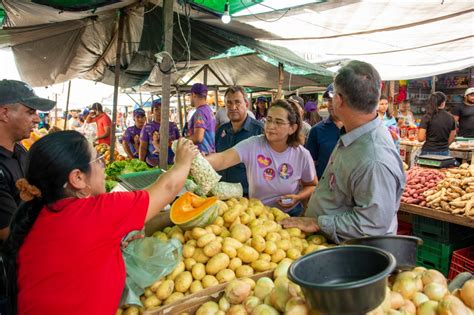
top-left (2, 131), bottom-right (197, 315)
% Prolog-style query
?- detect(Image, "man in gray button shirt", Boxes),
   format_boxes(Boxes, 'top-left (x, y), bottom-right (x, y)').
top-left (281, 60), bottom-right (406, 244)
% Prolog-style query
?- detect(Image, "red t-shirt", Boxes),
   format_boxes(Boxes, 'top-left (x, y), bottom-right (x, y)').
top-left (17, 191), bottom-right (149, 315)
top-left (91, 113), bottom-right (112, 145)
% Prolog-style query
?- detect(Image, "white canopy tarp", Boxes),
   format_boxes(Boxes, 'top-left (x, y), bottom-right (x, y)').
top-left (229, 0), bottom-right (474, 80)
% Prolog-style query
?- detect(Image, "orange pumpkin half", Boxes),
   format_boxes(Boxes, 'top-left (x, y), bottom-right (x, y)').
top-left (170, 192), bottom-right (219, 230)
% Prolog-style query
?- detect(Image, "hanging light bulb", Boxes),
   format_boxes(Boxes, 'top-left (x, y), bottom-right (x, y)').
top-left (221, 0), bottom-right (231, 24)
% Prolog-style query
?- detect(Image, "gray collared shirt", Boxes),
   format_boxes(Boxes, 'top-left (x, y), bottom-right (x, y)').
top-left (307, 117), bottom-right (406, 244)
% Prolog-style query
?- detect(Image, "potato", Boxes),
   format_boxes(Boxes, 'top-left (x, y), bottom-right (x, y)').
top-left (259, 253), bottom-right (272, 262)
top-left (184, 258), bottom-right (197, 271)
top-left (223, 207), bottom-right (240, 223)
top-left (182, 244), bottom-right (196, 258)
top-left (287, 248), bottom-right (301, 260)
top-left (186, 239), bottom-right (197, 247)
top-left (228, 257), bottom-right (243, 271)
top-left (263, 221), bottom-right (279, 233)
top-left (203, 239), bottom-right (222, 257)
top-left (279, 230), bottom-right (290, 240)
top-left (222, 244), bottom-right (237, 258)
top-left (192, 263), bottom-right (206, 281)
top-left (214, 216), bottom-right (224, 227)
top-left (237, 245), bottom-right (259, 263)
top-left (156, 279), bottom-right (174, 300)
top-left (219, 296), bottom-right (231, 312)
top-left (190, 280), bottom-right (203, 294)
top-left (197, 233), bottom-right (216, 248)
top-left (220, 230), bottom-right (231, 238)
top-left (235, 265), bottom-right (254, 278)
top-left (276, 239), bottom-right (291, 251)
top-left (175, 271), bottom-right (193, 293)
top-left (144, 288), bottom-right (154, 297)
top-left (239, 212), bottom-right (251, 225)
top-left (230, 224), bottom-right (252, 243)
top-left (251, 225), bottom-right (267, 238)
top-left (170, 231), bottom-right (185, 244)
top-left (287, 228), bottom-right (302, 238)
top-left (251, 235), bottom-right (266, 252)
top-left (163, 292), bottom-right (184, 305)
top-left (202, 275), bottom-right (219, 288)
top-left (251, 259), bottom-right (271, 272)
top-left (290, 237), bottom-right (304, 252)
top-left (149, 279), bottom-right (162, 292)
top-left (193, 248), bottom-right (210, 263)
top-left (143, 295), bottom-right (161, 309)
top-left (271, 249), bottom-right (286, 263)
top-left (269, 262), bottom-right (277, 270)
top-left (167, 261), bottom-right (185, 281)
top-left (240, 277), bottom-right (256, 289)
top-left (249, 219), bottom-right (261, 228)
top-left (266, 232), bottom-right (281, 242)
top-left (192, 227), bottom-right (208, 240)
top-left (208, 224), bottom-right (222, 235)
top-left (123, 306), bottom-right (139, 315)
top-left (223, 237), bottom-right (243, 249)
top-left (264, 241), bottom-right (278, 255)
top-left (196, 301), bottom-right (220, 315)
top-left (216, 269), bottom-right (236, 283)
top-left (206, 253), bottom-right (230, 275)
top-left (227, 305), bottom-right (248, 315)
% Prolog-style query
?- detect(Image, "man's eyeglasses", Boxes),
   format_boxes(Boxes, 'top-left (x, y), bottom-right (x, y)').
top-left (89, 154), bottom-right (106, 168)
top-left (265, 118), bottom-right (290, 127)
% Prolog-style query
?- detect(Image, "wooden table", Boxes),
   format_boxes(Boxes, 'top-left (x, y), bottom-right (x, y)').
top-left (399, 203), bottom-right (474, 228)
top-left (449, 147), bottom-right (473, 164)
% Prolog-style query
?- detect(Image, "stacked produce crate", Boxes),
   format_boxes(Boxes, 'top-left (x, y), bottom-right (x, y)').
top-left (413, 215), bottom-right (474, 276)
top-left (448, 246), bottom-right (474, 280)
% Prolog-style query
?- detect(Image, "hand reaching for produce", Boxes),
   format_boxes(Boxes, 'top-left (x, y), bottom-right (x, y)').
top-left (280, 217), bottom-right (320, 233)
top-left (174, 138), bottom-right (199, 167)
top-left (277, 194), bottom-right (299, 209)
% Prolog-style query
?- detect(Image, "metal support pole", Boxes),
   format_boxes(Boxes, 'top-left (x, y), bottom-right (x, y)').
top-left (63, 81), bottom-right (72, 130)
top-left (159, 0), bottom-right (174, 170)
top-left (176, 87), bottom-right (184, 131)
top-left (277, 63), bottom-right (284, 99)
top-left (109, 9), bottom-right (125, 163)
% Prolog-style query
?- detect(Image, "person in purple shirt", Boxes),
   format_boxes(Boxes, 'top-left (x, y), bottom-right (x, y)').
top-left (187, 83), bottom-right (216, 155)
top-left (122, 108), bottom-right (146, 159)
top-left (206, 100), bottom-right (317, 216)
top-left (139, 100), bottom-right (180, 167)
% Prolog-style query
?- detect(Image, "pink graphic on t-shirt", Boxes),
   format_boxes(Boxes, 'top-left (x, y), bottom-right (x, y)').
top-left (257, 154), bottom-right (272, 168)
top-left (278, 163), bottom-right (293, 179)
top-left (263, 168), bottom-right (275, 181)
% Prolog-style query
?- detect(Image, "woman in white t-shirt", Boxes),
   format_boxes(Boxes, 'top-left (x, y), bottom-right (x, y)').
top-left (206, 100), bottom-right (317, 216)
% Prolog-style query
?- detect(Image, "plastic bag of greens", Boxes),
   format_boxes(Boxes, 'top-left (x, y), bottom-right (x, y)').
top-left (120, 231), bottom-right (182, 307)
top-left (172, 140), bottom-right (221, 195)
top-left (210, 182), bottom-right (243, 200)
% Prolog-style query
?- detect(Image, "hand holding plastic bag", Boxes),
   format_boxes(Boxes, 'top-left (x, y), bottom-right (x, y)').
top-left (120, 231), bottom-right (182, 307)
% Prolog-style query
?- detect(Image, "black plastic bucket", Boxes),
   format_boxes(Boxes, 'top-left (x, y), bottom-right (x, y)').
top-left (288, 245), bottom-right (396, 315)
top-left (344, 235), bottom-right (422, 271)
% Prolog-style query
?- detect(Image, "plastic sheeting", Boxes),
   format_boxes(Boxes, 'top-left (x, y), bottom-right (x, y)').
top-left (0, 2), bottom-right (332, 88)
top-left (230, 0), bottom-right (474, 80)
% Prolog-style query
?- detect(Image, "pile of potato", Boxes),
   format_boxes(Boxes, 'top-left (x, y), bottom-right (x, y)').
top-left (119, 197), bottom-right (330, 314)
top-left (194, 259), bottom-right (308, 315)
top-left (422, 163), bottom-right (474, 216)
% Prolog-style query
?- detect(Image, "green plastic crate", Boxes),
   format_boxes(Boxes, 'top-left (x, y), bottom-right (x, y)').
top-left (412, 215), bottom-right (474, 244)
top-left (416, 238), bottom-right (471, 276)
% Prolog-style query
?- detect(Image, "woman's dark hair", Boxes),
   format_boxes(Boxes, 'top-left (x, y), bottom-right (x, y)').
top-left (378, 95), bottom-right (394, 119)
top-left (304, 111), bottom-right (322, 126)
top-left (254, 100), bottom-right (268, 120)
top-left (1, 131), bottom-right (92, 314)
top-left (267, 100), bottom-right (304, 147)
top-left (424, 92), bottom-right (447, 123)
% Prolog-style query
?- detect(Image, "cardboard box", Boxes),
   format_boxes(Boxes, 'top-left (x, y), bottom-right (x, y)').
top-left (144, 271), bottom-right (273, 315)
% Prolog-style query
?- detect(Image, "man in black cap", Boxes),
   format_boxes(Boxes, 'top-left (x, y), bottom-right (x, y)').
top-left (0, 79), bottom-right (56, 240)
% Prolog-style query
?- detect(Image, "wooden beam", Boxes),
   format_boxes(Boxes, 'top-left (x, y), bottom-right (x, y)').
top-left (109, 9), bottom-right (125, 164)
top-left (184, 65), bottom-right (205, 86)
top-left (159, 0), bottom-right (174, 170)
top-left (176, 86), bottom-right (184, 132)
top-left (276, 63), bottom-right (284, 99)
top-left (207, 65), bottom-right (227, 86)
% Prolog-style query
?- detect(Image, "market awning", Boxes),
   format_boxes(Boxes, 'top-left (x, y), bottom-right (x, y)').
top-left (0, 1), bottom-right (332, 88)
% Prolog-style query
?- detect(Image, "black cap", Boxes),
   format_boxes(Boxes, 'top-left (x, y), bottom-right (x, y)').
top-left (288, 95), bottom-right (305, 110)
top-left (323, 83), bottom-right (334, 99)
top-left (0, 80), bottom-right (56, 111)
